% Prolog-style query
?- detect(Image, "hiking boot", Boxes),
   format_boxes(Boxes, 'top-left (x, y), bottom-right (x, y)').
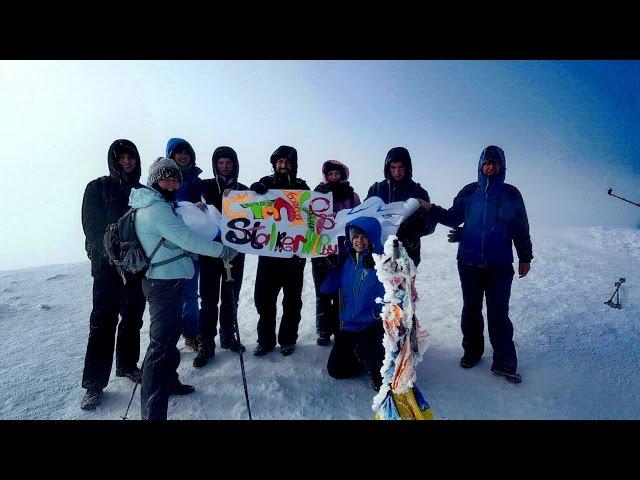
top-left (116, 366), bottom-right (142, 383)
top-left (170, 380), bottom-right (195, 396)
top-left (491, 365), bottom-right (523, 384)
top-left (193, 344), bottom-right (215, 368)
top-left (184, 336), bottom-right (199, 352)
top-left (316, 334), bottom-right (331, 346)
top-left (80, 389), bottom-right (103, 411)
top-left (253, 344), bottom-right (275, 356)
top-left (280, 344), bottom-right (296, 356)
top-left (459, 355), bottom-right (482, 369)
top-left (220, 337), bottom-right (246, 353)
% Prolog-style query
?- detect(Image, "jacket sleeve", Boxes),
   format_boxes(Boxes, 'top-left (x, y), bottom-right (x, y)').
top-left (429, 185), bottom-right (470, 229)
top-left (508, 189), bottom-right (533, 263)
top-left (81, 179), bottom-right (108, 261)
top-left (151, 202), bottom-right (224, 258)
top-left (320, 260), bottom-right (344, 295)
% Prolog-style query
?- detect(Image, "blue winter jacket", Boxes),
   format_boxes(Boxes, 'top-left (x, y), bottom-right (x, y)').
top-left (166, 138), bottom-right (203, 203)
top-left (129, 187), bottom-right (223, 280)
top-left (430, 146), bottom-right (533, 266)
top-left (320, 216), bottom-right (385, 332)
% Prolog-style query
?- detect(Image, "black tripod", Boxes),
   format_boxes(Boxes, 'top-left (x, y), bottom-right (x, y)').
top-left (604, 278), bottom-right (625, 309)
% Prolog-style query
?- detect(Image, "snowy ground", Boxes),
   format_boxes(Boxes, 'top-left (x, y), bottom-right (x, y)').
top-left (1, 226), bottom-right (639, 420)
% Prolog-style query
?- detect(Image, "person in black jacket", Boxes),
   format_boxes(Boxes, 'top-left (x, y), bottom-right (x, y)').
top-left (193, 146), bottom-right (248, 368)
top-left (365, 147), bottom-right (436, 267)
top-left (424, 145), bottom-right (532, 384)
top-left (250, 145), bottom-right (310, 357)
top-left (79, 139), bottom-right (147, 411)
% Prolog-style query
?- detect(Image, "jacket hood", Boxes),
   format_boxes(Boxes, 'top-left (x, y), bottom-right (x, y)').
top-left (128, 186), bottom-right (166, 209)
top-left (345, 216), bottom-right (383, 254)
top-left (212, 146), bottom-right (240, 185)
top-left (384, 147), bottom-right (413, 181)
top-left (477, 145), bottom-right (506, 191)
top-left (108, 139), bottom-right (141, 185)
top-left (270, 145), bottom-right (298, 178)
top-left (321, 160), bottom-right (350, 182)
top-left (166, 137), bottom-right (197, 168)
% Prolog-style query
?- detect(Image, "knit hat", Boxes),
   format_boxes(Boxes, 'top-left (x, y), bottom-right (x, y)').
top-left (147, 157), bottom-right (183, 188)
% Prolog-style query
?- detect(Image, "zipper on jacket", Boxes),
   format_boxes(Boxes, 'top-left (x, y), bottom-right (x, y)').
top-left (481, 182), bottom-right (488, 265)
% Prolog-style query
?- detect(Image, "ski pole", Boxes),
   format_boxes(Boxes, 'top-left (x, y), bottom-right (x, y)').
top-left (607, 188), bottom-right (640, 207)
top-left (224, 259), bottom-right (253, 420)
top-left (122, 359), bottom-right (144, 420)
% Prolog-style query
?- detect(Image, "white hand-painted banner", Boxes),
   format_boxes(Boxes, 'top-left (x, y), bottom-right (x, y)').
top-left (216, 191), bottom-right (419, 258)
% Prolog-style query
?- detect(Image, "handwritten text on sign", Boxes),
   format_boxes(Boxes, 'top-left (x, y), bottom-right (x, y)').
top-left (221, 190), bottom-right (338, 258)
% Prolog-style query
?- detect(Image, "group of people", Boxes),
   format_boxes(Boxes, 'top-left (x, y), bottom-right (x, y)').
top-left (80, 139), bottom-right (533, 420)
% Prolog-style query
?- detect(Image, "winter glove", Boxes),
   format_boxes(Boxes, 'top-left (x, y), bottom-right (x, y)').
top-left (252, 183), bottom-right (268, 195)
top-left (447, 226), bottom-right (463, 243)
top-left (218, 245), bottom-right (238, 262)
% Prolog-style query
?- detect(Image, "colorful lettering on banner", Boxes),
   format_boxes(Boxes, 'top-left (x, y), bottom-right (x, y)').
top-left (220, 193), bottom-right (419, 259)
top-left (221, 189), bottom-right (339, 258)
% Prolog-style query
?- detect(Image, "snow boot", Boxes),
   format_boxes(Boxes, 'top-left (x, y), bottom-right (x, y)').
top-left (253, 344), bottom-right (275, 356)
top-left (170, 380), bottom-right (195, 396)
top-left (80, 389), bottom-right (103, 410)
top-left (193, 342), bottom-right (215, 368)
top-left (280, 343), bottom-right (296, 356)
top-left (116, 366), bottom-right (142, 383)
top-left (491, 365), bottom-right (523, 384)
top-left (459, 355), bottom-right (482, 369)
top-left (316, 333), bottom-right (331, 346)
top-left (184, 336), bottom-right (199, 352)
top-left (220, 337), bottom-right (246, 353)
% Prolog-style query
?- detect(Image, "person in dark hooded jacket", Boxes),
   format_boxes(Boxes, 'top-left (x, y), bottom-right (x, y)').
top-left (312, 160), bottom-right (361, 346)
top-left (365, 147), bottom-right (436, 267)
top-left (192, 146), bottom-right (249, 368)
top-left (321, 216), bottom-right (386, 391)
top-left (79, 139), bottom-right (147, 410)
top-left (250, 145), bottom-right (310, 357)
top-left (424, 145), bottom-right (532, 384)
top-left (166, 137), bottom-right (203, 352)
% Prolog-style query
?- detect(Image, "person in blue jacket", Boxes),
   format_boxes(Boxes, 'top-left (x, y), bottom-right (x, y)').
top-left (321, 216), bottom-right (386, 392)
top-left (424, 145), bottom-right (533, 384)
top-left (166, 138), bottom-right (203, 353)
top-left (129, 157), bottom-right (237, 420)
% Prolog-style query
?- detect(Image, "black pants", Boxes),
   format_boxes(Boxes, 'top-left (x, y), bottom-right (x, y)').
top-left (254, 256), bottom-right (306, 348)
top-left (327, 323), bottom-right (384, 384)
top-left (311, 258), bottom-right (339, 337)
top-left (458, 262), bottom-right (517, 372)
top-left (199, 254), bottom-right (245, 348)
top-left (140, 278), bottom-right (185, 421)
top-left (81, 267), bottom-right (146, 391)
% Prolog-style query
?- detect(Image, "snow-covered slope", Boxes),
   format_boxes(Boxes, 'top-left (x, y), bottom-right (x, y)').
top-left (1, 226), bottom-right (638, 419)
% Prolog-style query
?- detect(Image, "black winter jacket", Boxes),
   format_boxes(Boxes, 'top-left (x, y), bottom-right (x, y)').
top-left (81, 139), bottom-right (143, 275)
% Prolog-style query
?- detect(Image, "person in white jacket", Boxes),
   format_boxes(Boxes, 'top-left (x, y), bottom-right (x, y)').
top-left (129, 157), bottom-right (237, 420)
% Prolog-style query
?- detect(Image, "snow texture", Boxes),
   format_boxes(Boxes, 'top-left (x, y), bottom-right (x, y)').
top-left (0, 226), bottom-right (638, 419)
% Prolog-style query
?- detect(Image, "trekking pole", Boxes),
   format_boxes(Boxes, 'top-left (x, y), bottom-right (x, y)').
top-left (122, 359), bottom-right (144, 420)
top-left (607, 188), bottom-right (640, 207)
top-left (224, 260), bottom-right (253, 420)
top-left (604, 278), bottom-right (625, 309)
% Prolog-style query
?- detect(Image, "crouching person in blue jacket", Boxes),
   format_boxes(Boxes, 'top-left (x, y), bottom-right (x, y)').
top-left (129, 157), bottom-right (237, 420)
top-left (321, 216), bottom-right (386, 392)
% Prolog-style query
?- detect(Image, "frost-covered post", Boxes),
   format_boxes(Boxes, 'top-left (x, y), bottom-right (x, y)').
top-left (371, 235), bottom-right (433, 420)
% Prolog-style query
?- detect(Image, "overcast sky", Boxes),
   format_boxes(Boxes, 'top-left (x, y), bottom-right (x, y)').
top-left (1, 60), bottom-right (639, 271)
